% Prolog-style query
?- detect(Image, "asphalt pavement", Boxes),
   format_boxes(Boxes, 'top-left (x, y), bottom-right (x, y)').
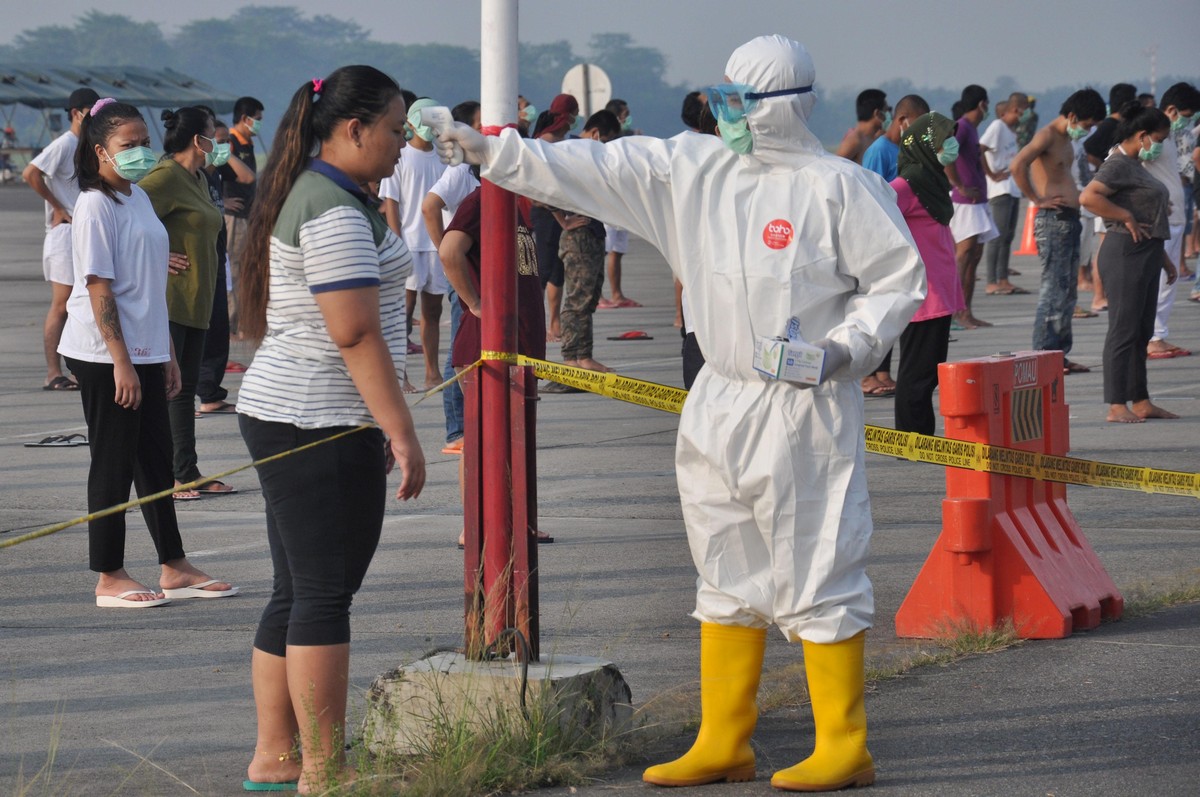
top-left (1, 183), bottom-right (1198, 796)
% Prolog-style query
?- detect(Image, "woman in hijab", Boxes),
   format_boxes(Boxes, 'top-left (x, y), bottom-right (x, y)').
top-left (891, 112), bottom-right (966, 435)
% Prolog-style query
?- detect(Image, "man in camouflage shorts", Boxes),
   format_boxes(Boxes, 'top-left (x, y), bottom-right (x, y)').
top-left (543, 111), bottom-right (621, 390)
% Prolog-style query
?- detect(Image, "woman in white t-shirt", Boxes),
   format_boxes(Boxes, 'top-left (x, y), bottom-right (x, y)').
top-left (235, 67), bottom-right (425, 792)
top-left (60, 98), bottom-right (237, 609)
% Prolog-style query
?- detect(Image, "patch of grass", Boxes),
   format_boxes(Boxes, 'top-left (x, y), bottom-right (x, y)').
top-left (10, 702), bottom-right (64, 797)
top-left (340, 659), bottom-right (646, 797)
top-left (1120, 573), bottom-right (1200, 619)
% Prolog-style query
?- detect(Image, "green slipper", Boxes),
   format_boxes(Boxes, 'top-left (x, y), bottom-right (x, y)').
top-left (243, 780), bottom-right (297, 792)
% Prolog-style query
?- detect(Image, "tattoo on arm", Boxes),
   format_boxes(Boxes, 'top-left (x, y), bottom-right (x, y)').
top-left (97, 295), bottom-right (124, 342)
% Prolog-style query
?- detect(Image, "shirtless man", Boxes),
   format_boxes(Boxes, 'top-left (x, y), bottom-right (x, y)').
top-left (1010, 88), bottom-right (1106, 374)
top-left (836, 89), bottom-right (888, 164)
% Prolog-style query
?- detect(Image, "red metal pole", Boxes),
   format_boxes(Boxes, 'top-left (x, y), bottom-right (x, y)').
top-left (479, 179), bottom-right (518, 650)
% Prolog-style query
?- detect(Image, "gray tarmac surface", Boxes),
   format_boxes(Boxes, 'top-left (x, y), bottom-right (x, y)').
top-left (1, 183), bottom-right (1198, 796)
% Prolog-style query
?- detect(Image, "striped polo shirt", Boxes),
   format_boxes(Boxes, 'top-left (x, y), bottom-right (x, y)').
top-left (237, 161), bottom-right (412, 429)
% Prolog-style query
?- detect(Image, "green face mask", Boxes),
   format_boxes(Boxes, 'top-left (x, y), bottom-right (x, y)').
top-left (1171, 114), bottom-right (1190, 132)
top-left (937, 136), bottom-right (960, 166)
top-left (201, 135), bottom-right (231, 168)
top-left (104, 146), bottom-right (157, 182)
top-left (1066, 121), bottom-right (1089, 141)
top-left (621, 115), bottom-right (633, 133)
top-left (880, 110), bottom-right (893, 130)
top-left (718, 117), bottom-right (753, 154)
top-left (1139, 140), bottom-right (1164, 162)
top-left (520, 104), bottom-right (538, 124)
top-left (248, 117), bottom-right (262, 136)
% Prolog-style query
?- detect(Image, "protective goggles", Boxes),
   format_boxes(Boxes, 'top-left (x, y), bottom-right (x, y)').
top-left (704, 83), bottom-right (814, 124)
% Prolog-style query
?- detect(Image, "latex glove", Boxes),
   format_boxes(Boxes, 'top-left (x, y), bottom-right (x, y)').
top-left (436, 122), bottom-right (488, 168)
top-left (812, 338), bottom-right (851, 385)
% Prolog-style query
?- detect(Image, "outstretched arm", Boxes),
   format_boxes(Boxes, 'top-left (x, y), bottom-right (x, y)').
top-left (439, 125), bottom-right (676, 252)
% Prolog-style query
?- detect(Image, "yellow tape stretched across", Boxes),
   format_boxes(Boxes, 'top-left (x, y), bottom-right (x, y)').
top-left (0, 369), bottom-right (476, 552)
top-left (8, 353), bottom-right (1195, 552)
top-left (478, 353), bottom-right (1200, 500)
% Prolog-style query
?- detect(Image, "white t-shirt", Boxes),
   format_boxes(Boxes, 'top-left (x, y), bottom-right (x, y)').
top-left (1143, 136), bottom-right (1185, 227)
top-left (59, 187), bottom-right (171, 364)
top-left (378, 145), bottom-right (446, 252)
top-left (29, 131), bottom-right (81, 231)
top-left (428, 163), bottom-right (480, 226)
top-left (978, 119), bottom-right (1020, 199)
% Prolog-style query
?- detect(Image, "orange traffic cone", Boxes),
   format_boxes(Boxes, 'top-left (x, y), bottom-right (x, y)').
top-left (1013, 203), bottom-right (1038, 256)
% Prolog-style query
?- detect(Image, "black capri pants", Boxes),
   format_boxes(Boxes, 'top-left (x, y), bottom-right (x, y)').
top-left (240, 415), bottom-right (385, 655)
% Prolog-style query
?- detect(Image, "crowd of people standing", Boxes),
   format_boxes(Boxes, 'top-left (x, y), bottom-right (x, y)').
top-left (17, 51), bottom-right (1200, 793)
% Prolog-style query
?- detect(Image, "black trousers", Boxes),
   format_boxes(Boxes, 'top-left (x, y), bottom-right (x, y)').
top-left (66, 357), bottom-right (186, 573)
top-left (240, 415), bottom-right (386, 654)
top-left (894, 315), bottom-right (952, 435)
top-left (1098, 234), bottom-right (1162, 405)
top-left (168, 322), bottom-right (207, 482)
top-left (196, 258), bottom-right (230, 405)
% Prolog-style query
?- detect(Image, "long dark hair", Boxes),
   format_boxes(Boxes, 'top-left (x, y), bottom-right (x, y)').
top-left (161, 106), bottom-right (211, 155)
top-left (1113, 103), bottom-right (1170, 143)
top-left (75, 100), bottom-right (144, 202)
top-left (238, 65), bottom-right (401, 341)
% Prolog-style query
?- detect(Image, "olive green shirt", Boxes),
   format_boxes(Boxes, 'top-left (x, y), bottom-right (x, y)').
top-left (140, 157), bottom-right (223, 328)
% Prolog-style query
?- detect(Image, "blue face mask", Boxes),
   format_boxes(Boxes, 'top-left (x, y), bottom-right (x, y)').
top-left (880, 110), bottom-right (893, 130)
top-left (937, 137), bottom-right (960, 166)
top-left (104, 146), bottom-right (157, 182)
top-left (718, 118), bottom-right (754, 154)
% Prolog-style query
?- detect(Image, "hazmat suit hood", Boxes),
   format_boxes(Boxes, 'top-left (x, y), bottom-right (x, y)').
top-left (724, 35), bottom-right (824, 165)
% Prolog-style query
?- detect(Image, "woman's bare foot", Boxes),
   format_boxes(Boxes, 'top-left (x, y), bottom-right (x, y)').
top-left (1132, 400), bottom-right (1179, 420)
top-left (574, 357), bottom-right (610, 372)
top-left (96, 569), bottom-right (164, 602)
top-left (1106, 405), bottom-right (1144, 423)
top-left (159, 559), bottom-right (233, 593)
top-left (246, 748), bottom-right (301, 788)
top-left (401, 374), bottom-right (418, 394)
top-left (952, 311), bottom-right (980, 330)
top-left (967, 315), bottom-right (993, 328)
top-left (299, 765), bottom-right (356, 795)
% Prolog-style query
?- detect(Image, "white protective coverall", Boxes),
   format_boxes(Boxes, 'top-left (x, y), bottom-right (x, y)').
top-left (478, 35), bottom-right (925, 643)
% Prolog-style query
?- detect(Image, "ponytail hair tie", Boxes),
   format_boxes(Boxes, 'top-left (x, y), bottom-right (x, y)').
top-left (91, 97), bottom-right (117, 115)
top-left (312, 78), bottom-right (324, 102)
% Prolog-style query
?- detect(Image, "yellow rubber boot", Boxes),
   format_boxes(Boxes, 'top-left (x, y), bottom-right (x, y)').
top-left (643, 623), bottom-right (767, 787)
top-left (771, 632), bottom-right (874, 792)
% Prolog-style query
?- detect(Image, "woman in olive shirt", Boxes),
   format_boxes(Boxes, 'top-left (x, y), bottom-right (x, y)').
top-left (1081, 104), bottom-right (1178, 424)
top-left (140, 107), bottom-right (229, 496)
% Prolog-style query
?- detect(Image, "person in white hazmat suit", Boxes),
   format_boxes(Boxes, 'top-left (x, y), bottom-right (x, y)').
top-left (438, 35), bottom-right (925, 791)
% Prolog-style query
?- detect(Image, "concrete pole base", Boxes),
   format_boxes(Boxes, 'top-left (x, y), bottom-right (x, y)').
top-left (363, 653), bottom-right (633, 755)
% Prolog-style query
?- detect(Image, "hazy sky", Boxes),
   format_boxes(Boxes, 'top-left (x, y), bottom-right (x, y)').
top-left (6, 0), bottom-right (1199, 93)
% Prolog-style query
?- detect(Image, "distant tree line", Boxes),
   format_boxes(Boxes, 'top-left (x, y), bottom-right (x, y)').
top-left (2, 8), bottom-right (1190, 147)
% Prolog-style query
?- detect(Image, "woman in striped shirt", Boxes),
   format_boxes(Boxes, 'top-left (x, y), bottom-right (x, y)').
top-left (236, 66), bottom-right (425, 792)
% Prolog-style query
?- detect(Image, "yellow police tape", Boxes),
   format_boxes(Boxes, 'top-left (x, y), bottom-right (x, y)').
top-left (482, 352), bottom-right (1200, 501)
top-left (3, 354), bottom-right (1196, 551)
top-left (0, 374), bottom-right (471, 552)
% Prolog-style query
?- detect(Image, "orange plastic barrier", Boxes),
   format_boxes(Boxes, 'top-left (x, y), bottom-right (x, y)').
top-left (1013, 203), bottom-right (1039, 256)
top-left (894, 351), bottom-right (1123, 639)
